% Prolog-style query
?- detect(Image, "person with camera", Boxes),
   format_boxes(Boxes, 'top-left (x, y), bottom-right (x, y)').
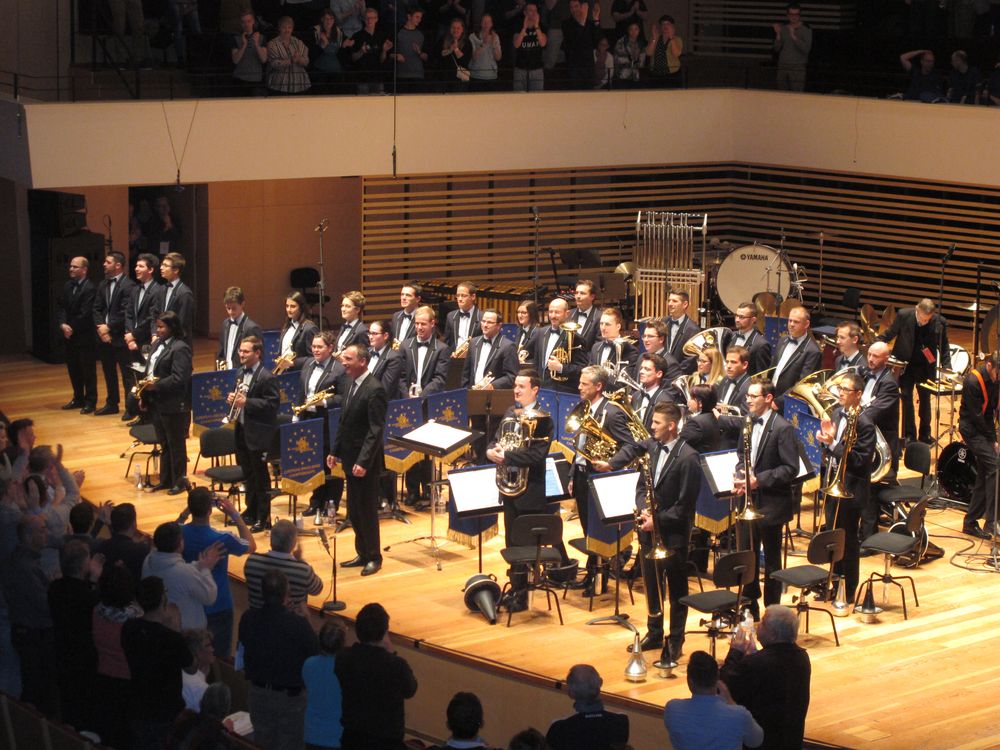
top-left (230, 9), bottom-right (268, 95)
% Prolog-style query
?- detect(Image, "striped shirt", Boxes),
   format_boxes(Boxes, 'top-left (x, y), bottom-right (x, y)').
top-left (244, 552), bottom-right (323, 613)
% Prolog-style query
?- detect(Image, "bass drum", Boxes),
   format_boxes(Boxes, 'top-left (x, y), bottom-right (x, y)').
top-left (716, 244), bottom-right (791, 314)
top-left (936, 441), bottom-right (978, 502)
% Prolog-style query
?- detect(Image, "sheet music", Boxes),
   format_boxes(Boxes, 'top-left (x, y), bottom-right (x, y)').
top-left (544, 456), bottom-right (565, 498)
top-left (448, 465), bottom-right (502, 514)
top-left (702, 450), bottom-right (739, 494)
top-left (404, 420), bottom-right (473, 451)
top-left (590, 470), bottom-right (640, 523)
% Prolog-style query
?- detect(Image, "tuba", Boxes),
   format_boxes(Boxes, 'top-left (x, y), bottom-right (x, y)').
top-left (548, 321), bottom-right (581, 381)
top-left (496, 408), bottom-right (549, 496)
top-left (565, 401), bottom-right (620, 463)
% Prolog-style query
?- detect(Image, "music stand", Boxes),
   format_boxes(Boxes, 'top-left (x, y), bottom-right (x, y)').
top-left (701, 450), bottom-right (739, 554)
top-left (467, 388), bottom-right (515, 462)
top-left (448, 463), bottom-right (504, 573)
top-left (386, 420), bottom-right (480, 570)
top-left (445, 358), bottom-right (466, 391)
top-left (587, 469), bottom-right (641, 632)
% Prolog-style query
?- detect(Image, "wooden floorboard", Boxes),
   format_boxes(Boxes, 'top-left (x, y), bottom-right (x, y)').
top-left (5, 337), bottom-right (1000, 749)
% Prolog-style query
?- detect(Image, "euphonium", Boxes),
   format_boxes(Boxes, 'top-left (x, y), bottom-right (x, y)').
top-left (272, 349), bottom-right (296, 375)
top-left (736, 415), bottom-right (766, 522)
top-left (496, 407), bottom-right (548, 496)
top-left (564, 401), bottom-right (619, 463)
top-left (549, 321), bottom-right (581, 382)
top-left (221, 383), bottom-right (250, 425)
top-left (605, 389), bottom-right (650, 443)
top-left (292, 387), bottom-right (336, 416)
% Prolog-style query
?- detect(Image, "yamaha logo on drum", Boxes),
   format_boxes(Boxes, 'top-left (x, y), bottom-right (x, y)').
top-left (740, 253), bottom-right (770, 261)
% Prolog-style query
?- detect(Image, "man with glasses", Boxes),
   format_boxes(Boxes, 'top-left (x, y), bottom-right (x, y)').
top-left (724, 303), bottom-right (771, 376)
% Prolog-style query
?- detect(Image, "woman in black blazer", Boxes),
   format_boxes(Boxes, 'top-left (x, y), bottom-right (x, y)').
top-left (279, 291), bottom-right (320, 372)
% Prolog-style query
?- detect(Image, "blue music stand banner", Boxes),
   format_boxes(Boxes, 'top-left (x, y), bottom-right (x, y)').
top-left (275, 372), bottom-right (301, 416)
top-left (279, 418), bottom-right (325, 495)
top-left (326, 408), bottom-right (345, 479)
top-left (499, 323), bottom-right (519, 343)
top-left (695, 474), bottom-right (732, 535)
top-left (763, 317), bottom-right (789, 350)
top-left (383, 398), bottom-right (424, 473)
top-left (427, 389), bottom-right (470, 464)
top-left (191, 370), bottom-right (238, 435)
top-left (262, 329), bottom-right (282, 372)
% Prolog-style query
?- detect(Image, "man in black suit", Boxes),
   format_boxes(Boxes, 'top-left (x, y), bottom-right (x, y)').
top-left (537, 297), bottom-right (589, 393)
top-left (124, 253), bottom-right (166, 423)
top-left (444, 281), bottom-right (481, 352)
top-left (665, 289), bottom-right (701, 375)
top-left (569, 279), bottom-right (601, 351)
top-left (958, 353), bottom-right (999, 540)
top-left (93, 251), bottom-right (137, 416)
top-left (720, 604), bottom-right (811, 750)
top-left (56, 256), bottom-right (98, 413)
top-left (734, 377), bottom-right (800, 617)
top-left (336, 291), bottom-right (370, 352)
top-left (159, 252), bottom-right (196, 349)
top-left (216, 286), bottom-right (263, 370)
top-left (724, 302), bottom-right (771, 376)
top-left (570, 365), bottom-right (638, 596)
top-left (832, 321), bottom-right (864, 372)
top-left (391, 282), bottom-right (422, 344)
top-left (328, 344), bottom-right (388, 576)
top-left (877, 298), bottom-right (951, 443)
top-left (487, 370), bottom-right (566, 610)
top-left (817, 371), bottom-right (876, 601)
top-left (589, 307), bottom-right (639, 379)
top-left (297, 331), bottom-right (349, 517)
top-left (229, 335), bottom-right (280, 531)
top-left (770, 306), bottom-right (823, 409)
top-left (717, 346), bottom-right (753, 449)
top-left (367, 319), bottom-right (404, 400)
top-left (634, 320), bottom-right (684, 384)
top-left (143, 312), bottom-right (193, 495)
top-left (632, 353), bottom-right (674, 430)
top-left (461, 309), bottom-right (519, 391)
top-left (596, 401), bottom-right (702, 664)
top-left (860, 342), bottom-right (901, 531)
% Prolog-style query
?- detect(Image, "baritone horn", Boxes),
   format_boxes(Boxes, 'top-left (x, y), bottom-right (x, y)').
top-left (564, 401), bottom-right (619, 463)
top-left (495, 408), bottom-right (549, 496)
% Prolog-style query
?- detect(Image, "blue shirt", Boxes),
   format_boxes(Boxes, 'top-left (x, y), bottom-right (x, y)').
top-left (302, 653), bottom-right (343, 748)
top-left (181, 523), bottom-right (250, 614)
top-left (664, 694), bottom-right (763, 750)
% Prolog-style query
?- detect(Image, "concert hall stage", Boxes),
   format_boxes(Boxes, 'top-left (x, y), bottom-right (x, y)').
top-left (7, 342), bottom-right (1000, 749)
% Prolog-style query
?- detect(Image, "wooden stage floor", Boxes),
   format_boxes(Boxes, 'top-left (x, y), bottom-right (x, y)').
top-left (6, 342), bottom-right (1000, 749)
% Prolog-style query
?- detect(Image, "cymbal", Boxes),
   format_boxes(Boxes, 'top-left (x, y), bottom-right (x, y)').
top-left (615, 262), bottom-right (636, 279)
top-left (964, 301), bottom-right (981, 311)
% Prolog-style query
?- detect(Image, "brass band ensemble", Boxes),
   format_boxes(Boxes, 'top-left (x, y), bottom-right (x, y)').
top-left (54, 243), bottom-right (1000, 655)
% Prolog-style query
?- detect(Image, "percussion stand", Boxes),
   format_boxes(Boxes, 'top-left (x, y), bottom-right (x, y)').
top-left (933, 244), bottom-right (956, 464)
top-left (314, 219), bottom-right (329, 334)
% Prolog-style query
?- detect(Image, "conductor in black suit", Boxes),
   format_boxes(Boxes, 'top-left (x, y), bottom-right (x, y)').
top-left (596, 401), bottom-right (702, 664)
top-left (93, 251), bottom-right (137, 416)
top-left (143, 312), bottom-right (193, 495)
top-left (158, 252), bottom-right (196, 349)
top-left (329, 344), bottom-right (388, 576)
top-left (770, 306), bottom-right (823, 409)
top-left (56, 256), bottom-right (98, 413)
top-left (876, 298), bottom-right (951, 444)
top-left (723, 302), bottom-right (772, 376)
top-left (665, 289), bottom-right (701, 375)
top-left (229, 335), bottom-right (281, 532)
top-left (216, 286), bottom-right (263, 370)
top-left (734, 377), bottom-right (800, 617)
top-left (537, 297), bottom-right (589, 394)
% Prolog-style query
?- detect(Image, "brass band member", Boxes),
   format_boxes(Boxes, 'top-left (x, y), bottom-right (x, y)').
top-left (633, 353), bottom-right (674, 429)
top-left (327, 344), bottom-right (388, 577)
top-left (816, 371), bottom-right (876, 601)
top-left (859, 342), bottom-right (900, 533)
top-left (680, 384), bottom-right (721, 453)
top-left (486, 370), bottom-right (569, 611)
top-left (664, 289), bottom-right (700, 374)
top-left (634, 319), bottom-right (685, 383)
top-left (159, 252), bottom-right (195, 349)
top-left (230, 335), bottom-right (280, 532)
top-left (876, 298), bottom-right (951, 444)
top-left (391, 282), bottom-right (422, 344)
top-left (279, 291), bottom-right (320, 373)
top-left (679, 348), bottom-right (724, 401)
top-left (733, 377), bottom-right (800, 618)
top-left (57, 256), bottom-right (98, 414)
top-left (570, 279), bottom-right (602, 351)
top-left (536, 297), bottom-right (589, 393)
top-left (723, 302), bottom-right (771, 375)
top-left (594, 402), bottom-right (701, 664)
top-left (717, 346), bottom-right (752, 412)
top-left (444, 281), bottom-right (481, 351)
top-left (959, 353), bottom-right (1000, 540)
top-left (336, 291), bottom-right (370, 352)
top-left (570, 365), bottom-right (636, 597)
top-left (589, 307), bottom-right (639, 377)
top-left (145, 311), bottom-right (193, 495)
top-left (299, 331), bottom-right (350, 517)
top-left (461, 309), bottom-right (519, 390)
top-left (125, 253), bottom-right (166, 361)
top-left (515, 300), bottom-right (541, 366)
top-left (217, 286), bottom-right (263, 371)
top-left (367, 319), bottom-right (404, 401)
top-left (833, 321), bottom-right (864, 372)
top-left (770, 305), bottom-right (822, 409)
top-left (93, 250), bottom-right (137, 417)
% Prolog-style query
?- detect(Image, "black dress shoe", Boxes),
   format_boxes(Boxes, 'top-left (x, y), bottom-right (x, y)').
top-left (167, 480), bottom-right (190, 496)
top-left (628, 631), bottom-right (664, 652)
top-left (963, 523), bottom-right (992, 540)
top-left (361, 560), bottom-right (382, 576)
top-left (94, 404), bottom-right (120, 416)
top-left (250, 520), bottom-right (271, 533)
top-left (582, 578), bottom-right (609, 598)
top-left (341, 556), bottom-right (365, 568)
top-left (79, 405), bottom-right (95, 414)
top-left (121, 411), bottom-right (135, 421)
top-left (147, 482), bottom-right (170, 492)
top-left (61, 400), bottom-right (83, 410)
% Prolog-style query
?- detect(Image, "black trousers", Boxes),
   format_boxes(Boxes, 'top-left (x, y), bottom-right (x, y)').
top-left (826, 493), bottom-right (863, 602)
top-left (11, 625), bottom-right (58, 717)
top-left (153, 409), bottom-right (190, 487)
top-left (235, 424), bottom-right (271, 524)
top-left (97, 340), bottom-right (134, 407)
top-left (65, 339), bottom-right (97, 407)
top-left (572, 464), bottom-right (598, 570)
top-left (963, 432), bottom-right (998, 526)
top-left (900, 362), bottom-right (935, 440)
top-left (739, 519), bottom-right (783, 612)
top-left (640, 537), bottom-right (689, 645)
top-left (346, 467), bottom-right (381, 562)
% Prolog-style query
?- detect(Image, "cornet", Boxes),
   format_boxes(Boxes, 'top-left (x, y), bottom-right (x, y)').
top-left (451, 338), bottom-right (470, 359)
top-left (222, 383), bottom-right (250, 425)
top-left (215, 359), bottom-right (229, 371)
top-left (273, 350), bottom-right (296, 375)
top-left (549, 321), bottom-right (581, 382)
top-left (292, 387), bottom-right (335, 416)
top-left (472, 372), bottom-right (495, 390)
top-left (131, 375), bottom-right (158, 399)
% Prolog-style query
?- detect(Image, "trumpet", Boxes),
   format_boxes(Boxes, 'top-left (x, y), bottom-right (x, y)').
top-left (292, 387), bottom-right (336, 416)
top-left (451, 338), bottom-right (470, 359)
top-left (472, 372), bottom-right (495, 390)
top-left (735, 414), bottom-right (766, 522)
top-left (222, 383), bottom-right (250, 425)
top-left (549, 321), bottom-right (581, 382)
top-left (273, 349), bottom-right (296, 375)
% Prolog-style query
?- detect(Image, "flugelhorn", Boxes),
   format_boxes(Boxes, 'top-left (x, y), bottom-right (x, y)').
top-left (272, 349), bottom-right (296, 374)
top-left (222, 383), bottom-right (250, 425)
top-left (549, 321), bottom-right (581, 382)
top-left (292, 387), bottom-right (336, 416)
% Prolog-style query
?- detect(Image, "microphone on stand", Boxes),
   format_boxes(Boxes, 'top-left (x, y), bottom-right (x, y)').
top-left (319, 527), bottom-right (346, 613)
top-left (530, 205), bottom-right (539, 222)
top-left (318, 527), bottom-right (331, 554)
top-left (943, 243), bottom-right (957, 263)
top-left (315, 218), bottom-right (330, 233)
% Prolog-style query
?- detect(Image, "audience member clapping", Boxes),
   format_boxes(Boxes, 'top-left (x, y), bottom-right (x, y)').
top-left (303, 617), bottom-right (347, 750)
top-left (142, 521), bottom-right (221, 630)
top-left (244, 518), bottom-right (323, 615)
top-left (96, 502), bottom-right (152, 581)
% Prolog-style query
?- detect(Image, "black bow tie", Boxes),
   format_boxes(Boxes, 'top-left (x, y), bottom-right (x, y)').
top-left (402, 313), bottom-right (411, 320)
top-left (459, 311), bottom-right (470, 319)
top-left (786, 337), bottom-right (798, 347)
top-left (243, 367), bottom-right (254, 376)
top-left (482, 338), bottom-right (493, 346)
top-left (167, 282), bottom-right (174, 289)
top-left (752, 416), bottom-right (764, 425)
top-left (342, 323), bottom-right (353, 331)
top-left (416, 341), bottom-right (430, 348)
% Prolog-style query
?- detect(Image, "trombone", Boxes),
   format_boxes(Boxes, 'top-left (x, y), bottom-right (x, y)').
top-left (735, 414), bottom-right (766, 523)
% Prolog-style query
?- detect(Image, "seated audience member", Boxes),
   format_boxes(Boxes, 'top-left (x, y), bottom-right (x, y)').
top-left (230, 9), bottom-right (268, 95)
top-left (167, 682), bottom-right (234, 750)
top-left (336, 602), bottom-right (418, 750)
top-left (239, 570), bottom-right (319, 750)
top-left (142, 521), bottom-right (221, 630)
top-left (93, 565), bottom-right (142, 750)
top-left (243, 519), bottom-right (323, 614)
top-left (663, 650), bottom-right (763, 750)
top-left (720, 604), bottom-right (811, 750)
top-left (181, 628), bottom-right (216, 712)
top-left (947, 49), bottom-right (981, 104)
top-left (96, 502), bottom-right (152, 581)
top-left (900, 48), bottom-right (944, 101)
top-left (4, 418), bottom-right (35, 469)
top-left (508, 729), bottom-right (551, 750)
top-left (47, 539), bottom-right (102, 731)
top-left (303, 617), bottom-right (347, 750)
top-left (546, 664), bottom-right (628, 750)
top-left (0, 420), bottom-right (26, 483)
top-left (267, 16), bottom-right (312, 94)
top-left (429, 692), bottom-right (491, 750)
top-left (122, 576), bottom-right (194, 750)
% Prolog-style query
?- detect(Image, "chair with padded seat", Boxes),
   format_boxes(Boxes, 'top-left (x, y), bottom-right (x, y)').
top-left (678, 549), bottom-right (755, 657)
top-left (855, 497), bottom-right (929, 620)
top-left (499, 514), bottom-right (566, 626)
top-left (770, 528), bottom-right (845, 646)
top-left (120, 422), bottom-right (160, 487)
top-left (197, 427), bottom-right (246, 509)
top-left (876, 441), bottom-right (931, 526)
